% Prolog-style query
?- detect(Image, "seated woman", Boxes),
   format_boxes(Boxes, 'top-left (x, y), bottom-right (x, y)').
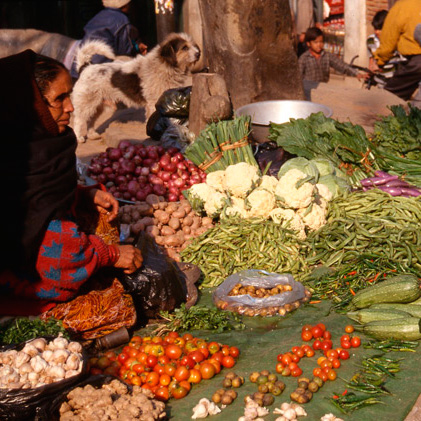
top-left (0, 50), bottom-right (143, 316)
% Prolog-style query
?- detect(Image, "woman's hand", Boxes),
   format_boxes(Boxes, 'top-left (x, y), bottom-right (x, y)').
top-left (88, 189), bottom-right (119, 222)
top-left (114, 245), bottom-right (143, 274)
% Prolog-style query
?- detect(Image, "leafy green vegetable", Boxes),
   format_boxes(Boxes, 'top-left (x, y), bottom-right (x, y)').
top-left (155, 304), bottom-right (245, 334)
top-left (0, 317), bottom-right (69, 345)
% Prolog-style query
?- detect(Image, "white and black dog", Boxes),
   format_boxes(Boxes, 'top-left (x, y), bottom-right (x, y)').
top-left (71, 32), bottom-right (201, 143)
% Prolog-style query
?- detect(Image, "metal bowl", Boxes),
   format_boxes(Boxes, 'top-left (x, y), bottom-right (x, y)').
top-left (235, 100), bottom-right (333, 143)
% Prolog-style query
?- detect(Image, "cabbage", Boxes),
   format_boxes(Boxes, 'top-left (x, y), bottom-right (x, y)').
top-left (318, 174), bottom-right (350, 199)
top-left (311, 158), bottom-right (336, 177)
top-left (278, 157), bottom-right (319, 182)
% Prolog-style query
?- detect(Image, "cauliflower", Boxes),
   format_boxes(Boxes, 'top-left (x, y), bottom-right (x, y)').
top-left (186, 183), bottom-right (216, 212)
top-left (221, 197), bottom-right (249, 219)
top-left (275, 169), bottom-right (315, 209)
top-left (297, 199), bottom-right (328, 231)
top-left (259, 175), bottom-right (278, 194)
top-left (246, 188), bottom-right (276, 218)
top-left (203, 191), bottom-right (228, 218)
top-left (269, 208), bottom-right (306, 239)
top-left (206, 170), bottom-right (226, 192)
top-left (225, 162), bottom-right (260, 198)
top-left (316, 183), bottom-right (333, 202)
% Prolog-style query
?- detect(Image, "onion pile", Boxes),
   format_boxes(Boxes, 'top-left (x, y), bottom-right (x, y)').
top-left (88, 141), bottom-right (207, 202)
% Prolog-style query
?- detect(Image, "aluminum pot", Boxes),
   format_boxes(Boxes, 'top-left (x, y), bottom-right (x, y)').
top-left (235, 100), bottom-right (333, 143)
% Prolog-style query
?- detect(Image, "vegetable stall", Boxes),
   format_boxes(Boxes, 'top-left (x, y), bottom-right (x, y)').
top-left (2, 105), bottom-right (421, 420)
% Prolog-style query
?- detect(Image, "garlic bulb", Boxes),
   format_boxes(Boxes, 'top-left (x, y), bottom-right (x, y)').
top-left (28, 372), bottom-right (40, 384)
top-left (65, 370), bottom-right (79, 379)
top-left (15, 351), bottom-right (31, 368)
top-left (42, 350), bottom-right (54, 362)
top-left (30, 355), bottom-right (48, 373)
top-left (51, 337), bottom-right (69, 350)
top-left (191, 398), bottom-right (221, 419)
top-left (46, 365), bottom-right (66, 380)
top-left (21, 343), bottom-right (39, 357)
top-left (18, 362), bottom-right (33, 375)
top-left (320, 414), bottom-right (343, 421)
top-left (29, 338), bottom-right (47, 352)
top-left (0, 350), bottom-right (17, 365)
top-left (51, 349), bottom-right (70, 364)
top-left (67, 341), bottom-right (83, 354)
top-left (64, 353), bottom-right (80, 371)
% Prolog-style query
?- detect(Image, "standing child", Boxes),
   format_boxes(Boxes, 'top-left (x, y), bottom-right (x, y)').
top-left (298, 27), bottom-right (368, 84)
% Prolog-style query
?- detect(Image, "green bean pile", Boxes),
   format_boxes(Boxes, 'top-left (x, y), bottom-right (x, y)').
top-left (327, 189), bottom-right (421, 224)
top-left (180, 219), bottom-right (306, 288)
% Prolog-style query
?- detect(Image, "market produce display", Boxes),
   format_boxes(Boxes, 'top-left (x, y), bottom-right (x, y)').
top-left (88, 142), bottom-right (206, 202)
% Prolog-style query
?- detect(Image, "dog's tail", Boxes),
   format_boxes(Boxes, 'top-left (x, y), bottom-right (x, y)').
top-left (76, 39), bottom-right (115, 73)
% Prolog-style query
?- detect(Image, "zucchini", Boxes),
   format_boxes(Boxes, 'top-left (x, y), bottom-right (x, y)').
top-left (347, 308), bottom-right (410, 324)
top-left (409, 296), bottom-right (421, 305)
top-left (370, 303), bottom-right (421, 318)
top-left (350, 274), bottom-right (421, 309)
top-left (362, 317), bottom-right (421, 341)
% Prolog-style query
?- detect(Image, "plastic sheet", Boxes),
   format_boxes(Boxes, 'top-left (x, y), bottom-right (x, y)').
top-left (41, 279), bottom-right (137, 340)
top-left (213, 269), bottom-right (309, 317)
top-left (121, 233), bottom-right (186, 321)
top-left (0, 337), bottom-right (87, 421)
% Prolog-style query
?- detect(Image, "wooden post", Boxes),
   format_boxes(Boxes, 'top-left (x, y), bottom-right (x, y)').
top-left (154, 0), bottom-right (176, 43)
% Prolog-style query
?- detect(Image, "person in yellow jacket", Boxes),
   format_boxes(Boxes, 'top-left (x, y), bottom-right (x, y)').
top-left (373, 0), bottom-right (421, 101)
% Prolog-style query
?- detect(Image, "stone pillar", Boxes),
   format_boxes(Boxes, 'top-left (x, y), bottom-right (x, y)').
top-left (344, 0), bottom-right (368, 67)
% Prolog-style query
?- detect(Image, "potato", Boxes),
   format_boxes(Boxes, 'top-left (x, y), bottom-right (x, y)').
top-left (158, 201), bottom-right (167, 210)
top-left (191, 216), bottom-right (202, 230)
top-left (182, 226), bottom-right (191, 235)
top-left (180, 201), bottom-right (192, 214)
top-left (195, 226), bottom-right (210, 236)
top-left (146, 225), bottom-right (160, 238)
top-left (121, 213), bottom-right (131, 224)
top-left (168, 217), bottom-right (181, 230)
top-left (131, 210), bottom-right (141, 221)
top-left (131, 221), bottom-right (145, 235)
top-left (161, 225), bottom-right (176, 236)
top-left (163, 234), bottom-right (183, 247)
top-left (166, 248), bottom-right (180, 260)
top-left (201, 217), bottom-right (213, 226)
top-left (139, 216), bottom-right (154, 227)
top-left (155, 236), bottom-right (165, 246)
top-left (172, 209), bottom-right (186, 219)
top-left (165, 202), bottom-right (179, 214)
top-left (145, 194), bottom-right (160, 209)
top-left (154, 210), bottom-right (170, 225)
top-left (182, 215), bottom-right (193, 227)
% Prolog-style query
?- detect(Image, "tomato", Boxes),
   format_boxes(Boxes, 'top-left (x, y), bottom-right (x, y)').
top-left (164, 363), bottom-right (177, 377)
top-left (153, 364), bottom-right (165, 375)
top-left (143, 336), bottom-right (152, 343)
top-left (301, 324), bottom-right (313, 332)
top-left (149, 345), bottom-right (165, 357)
top-left (311, 326), bottom-right (323, 338)
top-left (104, 350), bottom-right (117, 361)
top-left (320, 359), bottom-right (332, 369)
top-left (159, 373), bottom-right (171, 386)
top-left (288, 362), bottom-right (299, 371)
top-left (317, 356), bottom-right (327, 366)
top-left (276, 363), bottom-right (285, 374)
top-left (301, 330), bottom-right (313, 341)
top-left (164, 336), bottom-right (175, 345)
top-left (341, 340), bottom-right (351, 350)
top-left (124, 357), bottom-right (137, 369)
top-left (319, 372), bottom-right (328, 382)
top-left (221, 346), bottom-right (230, 356)
top-left (199, 362), bottom-right (216, 380)
top-left (189, 350), bottom-right (205, 364)
top-left (132, 363), bottom-right (145, 374)
top-left (281, 366), bottom-right (291, 377)
top-left (332, 358), bottom-right (341, 369)
top-left (165, 344), bottom-right (182, 360)
top-left (317, 323), bottom-right (326, 332)
top-left (291, 354), bottom-right (301, 363)
top-left (295, 348), bottom-right (305, 358)
top-left (323, 330), bottom-right (332, 340)
top-left (326, 350), bottom-right (339, 360)
top-left (155, 386), bottom-right (169, 401)
top-left (90, 367), bottom-right (103, 375)
top-left (146, 355), bottom-right (158, 368)
top-left (322, 366), bottom-right (331, 374)
top-left (118, 352), bottom-right (129, 365)
top-left (207, 359), bottom-right (221, 374)
top-left (277, 353), bottom-right (284, 363)
top-left (291, 367), bottom-right (303, 377)
top-left (180, 356), bottom-right (196, 369)
top-left (146, 372), bottom-right (160, 386)
top-left (131, 376), bottom-right (142, 386)
top-left (305, 348), bottom-right (315, 358)
top-left (211, 351), bottom-right (224, 363)
top-left (281, 353), bottom-right (292, 366)
top-left (320, 340), bottom-right (333, 352)
top-left (188, 368), bottom-right (202, 384)
top-left (327, 369), bottom-right (337, 381)
top-left (137, 352), bottom-right (148, 365)
top-left (345, 325), bottom-right (355, 333)
top-left (341, 334), bottom-right (351, 342)
top-left (152, 336), bottom-right (163, 344)
top-left (172, 385), bottom-right (189, 399)
top-left (207, 341), bottom-right (220, 354)
top-left (179, 380), bottom-right (192, 392)
top-left (198, 347), bottom-right (210, 359)
top-left (183, 333), bottom-right (194, 341)
top-left (312, 340), bottom-right (322, 350)
top-left (168, 331), bottom-right (179, 339)
top-left (126, 370), bottom-right (138, 381)
top-left (184, 341), bottom-right (197, 353)
top-left (158, 355), bottom-right (170, 366)
top-left (313, 367), bottom-right (322, 377)
top-left (131, 335), bottom-right (142, 343)
top-left (174, 337), bottom-right (186, 348)
top-left (339, 349), bottom-right (350, 360)
top-left (126, 347), bottom-right (139, 358)
top-left (174, 366), bottom-right (190, 382)
top-left (351, 336), bottom-right (361, 348)
top-left (229, 346), bottom-right (240, 358)
top-left (291, 346), bottom-right (300, 355)
top-left (103, 364), bottom-right (120, 377)
top-left (221, 356), bottom-right (236, 368)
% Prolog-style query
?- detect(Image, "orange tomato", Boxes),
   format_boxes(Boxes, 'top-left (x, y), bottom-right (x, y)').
top-left (164, 363), bottom-right (177, 377)
top-left (229, 346), bottom-right (240, 358)
top-left (327, 369), bottom-right (337, 381)
top-left (179, 380), bottom-right (191, 392)
top-left (332, 358), bottom-right (341, 369)
top-left (174, 337), bottom-right (186, 348)
top-left (188, 368), bottom-right (202, 384)
top-left (131, 376), bottom-right (142, 386)
top-left (305, 348), bottom-right (315, 358)
top-left (207, 341), bottom-right (220, 354)
top-left (345, 325), bottom-right (355, 333)
top-left (126, 347), bottom-right (139, 358)
top-left (221, 346), bottom-right (230, 356)
top-left (301, 330), bottom-right (313, 341)
top-left (275, 363), bottom-right (285, 374)
top-left (152, 336), bottom-right (163, 344)
top-left (154, 386), bottom-right (169, 401)
top-left (172, 385), bottom-right (189, 399)
top-left (326, 350), bottom-right (339, 360)
top-left (165, 344), bottom-right (182, 360)
top-left (137, 352), bottom-right (148, 365)
top-left (199, 362), bottom-right (216, 380)
top-left (146, 371), bottom-right (160, 386)
top-left (159, 373), bottom-right (171, 386)
top-left (221, 356), bottom-right (235, 368)
top-left (131, 335), bottom-right (142, 343)
top-left (174, 366), bottom-right (190, 382)
top-left (317, 356), bottom-right (327, 366)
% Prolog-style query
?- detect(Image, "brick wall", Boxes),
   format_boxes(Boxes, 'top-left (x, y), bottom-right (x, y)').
top-left (365, 0), bottom-right (389, 36)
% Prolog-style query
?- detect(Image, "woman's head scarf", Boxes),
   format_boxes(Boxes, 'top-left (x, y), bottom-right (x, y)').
top-left (0, 50), bottom-right (78, 272)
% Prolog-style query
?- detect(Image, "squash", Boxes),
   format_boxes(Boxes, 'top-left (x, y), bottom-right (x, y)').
top-left (370, 303), bottom-right (421, 318)
top-left (347, 308), bottom-right (410, 324)
top-left (362, 317), bottom-right (421, 341)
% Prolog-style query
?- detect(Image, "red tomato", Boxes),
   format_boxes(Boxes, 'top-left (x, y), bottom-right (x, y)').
top-left (153, 364), bottom-right (165, 375)
top-left (288, 362), bottom-right (299, 371)
top-left (124, 357), bottom-right (137, 369)
top-left (189, 350), bottom-right (205, 364)
top-left (131, 335), bottom-right (142, 343)
top-left (168, 331), bottom-right (179, 339)
top-left (229, 346), bottom-right (240, 358)
top-left (277, 353), bottom-right (284, 363)
top-left (164, 363), bottom-right (177, 377)
top-left (301, 330), bottom-right (313, 341)
top-left (281, 353), bottom-right (293, 366)
top-left (199, 362), bottom-right (216, 380)
top-left (291, 354), bottom-right (301, 363)
top-left (341, 340), bottom-right (352, 350)
top-left (306, 348), bottom-right (315, 358)
top-left (317, 323), bottom-right (326, 332)
top-left (172, 385), bottom-right (189, 399)
top-left (152, 336), bottom-right (163, 344)
top-left (221, 356), bottom-right (236, 368)
top-left (132, 363), bottom-right (145, 374)
top-left (351, 336), bottom-right (361, 348)
top-left (198, 347), bottom-right (210, 359)
top-left (165, 344), bottom-right (182, 360)
top-left (118, 352), bottom-right (129, 365)
top-left (313, 367), bottom-right (322, 377)
top-left (320, 340), bottom-right (333, 352)
top-left (158, 355), bottom-right (170, 365)
top-left (301, 324), bottom-right (313, 332)
top-left (326, 350), bottom-right (339, 360)
top-left (104, 350), bottom-right (117, 361)
top-left (311, 326), bottom-right (323, 338)
top-left (312, 339), bottom-right (322, 350)
top-left (207, 341), bottom-right (220, 354)
top-left (179, 380), bottom-right (192, 392)
top-left (146, 372), bottom-right (160, 386)
top-left (341, 334), bottom-right (351, 342)
top-left (90, 367), bottom-right (103, 375)
top-left (332, 358), bottom-right (341, 369)
top-left (291, 367), bottom-right (303, 377)
top-left (339, 349), bottom-right (350, 360)
top-left (207, 359), bottom-right (221, 374)
top-left (180, 356), bottom-right (195, 369)
top-left (211, 351), bottom-right (224, 363)
top-left (126, 347), bottom-right (139, 358)
top-left (221, 346), bottom-right (230, 356)
top-left (146, 355), bottom-right (158, 368)
top-left (137, 352), bottom-right (148, 365)
top-left (295, 348), bottom-right (305, 358)
top-left (155, 386), bottom-right (169, 401)
top-left (323, 330), bottom-right (332, 340)
top-left (183, 333), bottom-right (194, 341)
top-left (174, 366), bottom-right (190, 382)
top-left (291, 346), bottom-right (300, 355)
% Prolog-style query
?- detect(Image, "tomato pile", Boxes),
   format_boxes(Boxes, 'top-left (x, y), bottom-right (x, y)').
top-left (88, 332), bottom-right (240, 401)
top-left (275, 323), bottom-right (361, 382)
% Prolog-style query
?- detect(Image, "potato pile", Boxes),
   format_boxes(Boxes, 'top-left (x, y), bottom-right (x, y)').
top-left (228, 283), bottom-right (293, 298)
top-left (119, 194), bottom-right (214, 261)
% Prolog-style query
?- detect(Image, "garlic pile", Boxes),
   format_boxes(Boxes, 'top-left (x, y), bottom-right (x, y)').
top-left (320, 414), bottom-right (343, 421)
top-left (191, 398), bottom-right (221, 419)
top-left (273, 402), bottom-right (307, 420)
top-left (238, 396), bottom-right (270, 421)
top-left (0, 336), bottom-right (83, 390)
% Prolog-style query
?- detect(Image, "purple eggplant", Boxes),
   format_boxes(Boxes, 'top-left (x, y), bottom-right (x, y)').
top-left (400, 187), bottom-right (421, 197)
top-left (360, 175), bottom-right (399, 187)
top-left (376, 185), bottom-right (403, 196)
top-left (374, 170), bottom-right (392, 178)
top-left (384, 179), bottom-right (412, 188)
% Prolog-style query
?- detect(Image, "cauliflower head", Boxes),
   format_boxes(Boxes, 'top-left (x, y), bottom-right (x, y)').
top-left (275, 169), bottom-right (315, 209)
top-left (186, 183), bottom-right (216, 212)
top-left (246, 188), bottom-right (276, 218)
top-left (315, 183), bottom-right (333, 202)
top-left (225, 162), bottom-right (260, 198)
top-left (206, 170), bottom-right (226, 192)
top-left (297, 200), bottom-right (328, 231)
top-left (269, 208), bottom-right (306, 239)
top-left (259, 175), bottom-right (278, 194)
top-left (221, 197), bottom-right (249, 219)
top-left (203, 191), bottom-right (228, 218)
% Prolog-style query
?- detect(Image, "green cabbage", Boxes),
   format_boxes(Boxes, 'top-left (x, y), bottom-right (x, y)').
top-left (318, 174), bottom-right (350, 199)
top-left (278, 157), bottom-right (319, 182)
top-left (311, 158), bottom-right (336, 177)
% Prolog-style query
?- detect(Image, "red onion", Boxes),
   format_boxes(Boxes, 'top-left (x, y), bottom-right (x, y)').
top-left (118, 140), bottom-right (132, 150)
top-left (107, 148), bottom-right (122, 161)
top-left (123, 192), bottom-right (131, 200)
top-left (138, 148), bottom-right (148, 158)
top-left (142, 158), bottom-right (155, 168)
top-left (153, 184), bottom-right (166, 196)
top-left (159, 154), bottom-right (171, 167)
top-left (168, 193), bottom-right (179, 202)
top-left (119, 183), bottom-right (128, 192)
top-left (174, 178), bottom-right (185, 189)
top-left (140, 167), bottom-right (150, 176)
top-left (157, 146), bottom-right (165, 156)
top-left (150, 162), bottom-right (160, 174)
top-left (158, 171), bottom-right (171, 182)
top-left (168, 186), bottom-right (180, 195)
top-left (136, 190), bottom-right (147, 201)
top-left (149, 174), bottom-right (164, 185)
top-left (137, 175), bottom-right (148, 185)
top-left (103, 166), bottom-right (113, 175)
top-left (97, 174), bottom-right (107, 184)
top-left (177, 162), bottom-right (187, 171)
top-left (88, 163), bottom-right (102, 175)
top-left (167, 147), bottom-right (179, 156)
top-left (127, 180), bottom-right (140, 195)
top-left (133, 155), bottom-right (142, 166)
top-left (116, 175), bottom-right (127, 185)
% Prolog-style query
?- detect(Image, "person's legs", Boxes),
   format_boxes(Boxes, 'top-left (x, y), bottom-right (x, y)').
top-left (384, 55), bottom-right (421, 100)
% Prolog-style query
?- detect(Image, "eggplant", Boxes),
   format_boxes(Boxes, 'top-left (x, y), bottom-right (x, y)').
top-left (360, 175), bottom-right (399, 187)
top-left (377, 185), bottom-right (402, 196)
top-left (400, 187), bottom-right (421, 197)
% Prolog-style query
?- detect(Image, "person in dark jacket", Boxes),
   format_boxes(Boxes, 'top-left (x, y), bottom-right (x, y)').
top-left (71, 0), bottom-right (147, 78)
